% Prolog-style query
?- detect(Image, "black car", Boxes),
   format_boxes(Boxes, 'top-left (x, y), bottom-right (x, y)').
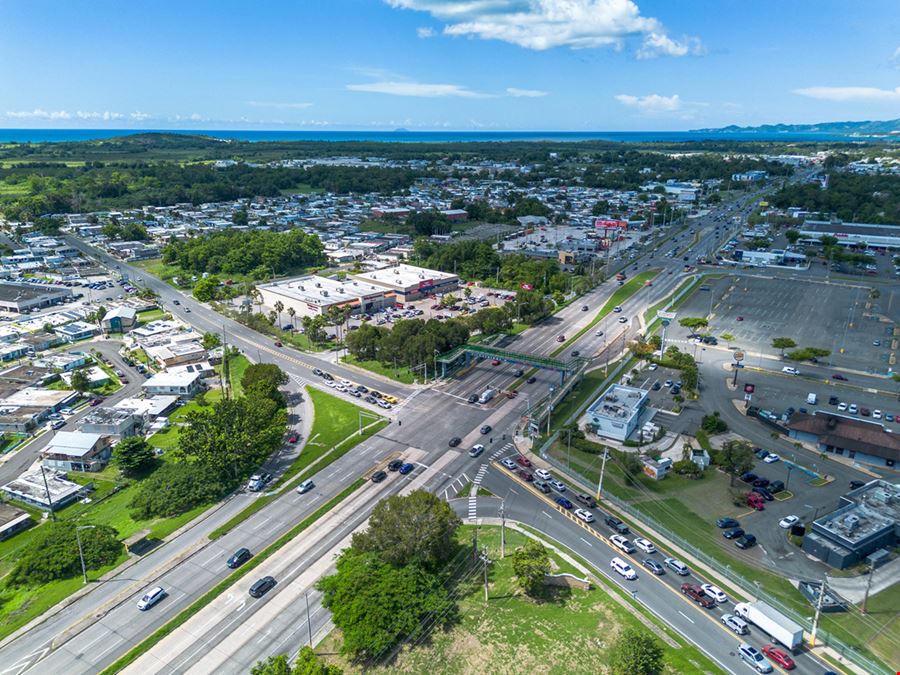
top-left (753, 477), bottom-right (770, 488)
top-left (604, 515), bottom-right (629, 534)
top-left (571, 350), bottom-right (580, 357)
top-left (735, 534), bottom-right (757, 549)
top-left (364, 395), bottom-right (377, 404)
top-left (768, 480), bottom-right (785, 494)
top-left (751, 486), bottom-right (774, 501)
top-left (740, 472), bottom-right (757, 484)
top-left (526, 376), bottom-right (536, 384)
top-left (371, 470), bottom-right (388, 483)
top-left (651, 382), bottom-right (661, 391)
top-left (249, 576), bottom-right (276, 598)
top-left (388, 459), bottom-right (404, 472)
top-left (716, 518), bottom-right (740, 529)
top-left (449, 437), bottom-right (462, 447)
top-left (850, 479), bottom-right (866, 490)
top-left (480, 425), bottom-right (492, 435)
top-left (723, 527), bottom-right (745, 540)
top-left (356, 384), bottom-right (369, 393)
top-left (829, 395), bottom-right (839, 405)
top-left (513, 369), bottom-right (524, 377)
top-left (467, 394), bottom-right (479, 404)
top-left (370, 390), bottom-right (383, 399)
top-left (322, 372), bottom-right (333, 381)
top-left (642, 558), bottom-right (665, 575)
top-left (226, 547), bottom-right (252, 569)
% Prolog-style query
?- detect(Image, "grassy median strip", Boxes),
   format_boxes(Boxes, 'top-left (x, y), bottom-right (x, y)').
top-left (550, 270), bottom-right (658, 357)
top-left (100, 477), bottom-right (366, 675)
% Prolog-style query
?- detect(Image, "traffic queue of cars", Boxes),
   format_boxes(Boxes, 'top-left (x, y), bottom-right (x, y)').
top-left (310, 368), bottom-right (399, 409)
top-left (496, 454), bottom-right (798, 672)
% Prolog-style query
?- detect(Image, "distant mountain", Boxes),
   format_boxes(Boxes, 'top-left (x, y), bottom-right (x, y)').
top-left (691, 118), bottom-right (900, 137)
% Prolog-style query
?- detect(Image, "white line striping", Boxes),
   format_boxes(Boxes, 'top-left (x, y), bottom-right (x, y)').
top-left (541, 511), bottom-right (553, 519)
top-left (579, 537), bottom-right (594, 547)
top-left (677, 611), bottom-right (695, 624)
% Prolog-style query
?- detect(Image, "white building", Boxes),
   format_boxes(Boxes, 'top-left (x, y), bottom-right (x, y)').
top-left (256, 275), bottom-right (392, 320)
top-left (141, 370), bottom-right (203, 398)
top-left (586, 385), bottom-right (649, 442)
top-left (351, 263), bottom-right (459, 303)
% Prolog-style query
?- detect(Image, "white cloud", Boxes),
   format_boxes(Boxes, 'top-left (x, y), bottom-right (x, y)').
top-left (506, 87), bottom-right (548, 97)
top-left (247, 101), bottom-right (313, 109)
top-left (793, 86), bottom-right (900, 102)
top-left (385, 0), bottom-right (701, 56)
top-left (130, 111), bottom-right (153, 121)
top-left (5, 108), bottom-right (73, 120)
top-left (416, 26), bottom-right (435, 38)
top-left (75, 110), bottom-right (124, 121)
top-left (347, 81), bottom-right (488, 98)
top-left (615, 93), bottom-right (682, 113)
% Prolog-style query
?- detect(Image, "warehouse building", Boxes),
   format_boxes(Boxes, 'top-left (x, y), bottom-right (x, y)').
top-left (352, 263), bottom-right (459, 302)
top-left (257, 275), bottom-right (392, 320)
top-left (0, 282), bottom-right (71, 313)
top-left (798, 221), bottom-right (900, 250)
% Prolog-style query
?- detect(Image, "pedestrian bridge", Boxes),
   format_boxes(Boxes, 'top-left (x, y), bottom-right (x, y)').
top-left (435, 341), bottom-right (588, 384)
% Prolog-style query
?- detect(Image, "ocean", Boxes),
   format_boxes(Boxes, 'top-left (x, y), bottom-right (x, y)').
top-left (0, 128), bottom-right (884, 144)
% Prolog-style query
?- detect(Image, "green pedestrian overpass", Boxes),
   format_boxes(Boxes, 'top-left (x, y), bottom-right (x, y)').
top-left (435, 341), bottom-right (588, 385)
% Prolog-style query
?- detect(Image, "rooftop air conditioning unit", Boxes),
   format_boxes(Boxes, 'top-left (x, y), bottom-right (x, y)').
top-left (314, 282), bottom-right (321, 287)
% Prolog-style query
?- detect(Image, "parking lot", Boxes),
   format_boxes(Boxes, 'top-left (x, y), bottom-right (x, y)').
top-left (671, 275), bottom-right (897, 375)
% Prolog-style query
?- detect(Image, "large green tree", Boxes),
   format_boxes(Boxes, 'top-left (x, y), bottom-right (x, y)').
top-left (317, 550), bottom-right (455, 660)
top-left (609, 628), bottom-right (665, 675)
top-left (511, 540), bottom-right (551, 596)
top-left (70, 369), bottom-right (91, 393)
top-left (771, 337), bottom-right (797, 356)
top-left (128, 462), bottom-right (225, 519)
top-left (717, 439), bottom-right (755, 487)
top-left (8, 523), bottom-right (121, 586)
top-left (250, 655), bottom-right (292, 675)
top-left (351, 490), bottom-right (461, 571)
top-left (113, 436), bottom-right (155, 478)
top-left (294, 647), bottom-right (343, 675)
top-left (241, 363), bottom-right (289, 390)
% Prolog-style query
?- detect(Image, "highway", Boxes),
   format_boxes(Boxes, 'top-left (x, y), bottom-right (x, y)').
top-left (0, 187), bottom-right (816, 674)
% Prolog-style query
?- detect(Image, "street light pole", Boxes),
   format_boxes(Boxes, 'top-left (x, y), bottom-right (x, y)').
top-left (76, 525), bottom-right (96, 584)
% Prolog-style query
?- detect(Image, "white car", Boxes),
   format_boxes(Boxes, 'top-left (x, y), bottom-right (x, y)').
top-left (501, 458), bottom-right (517, 470)
top-left (335, 384), bottom-right (347, 392)
top-left (701, 583), bottom-right (728, 603)
top-left (137, 586), bottom-right (166, 611)
top-left (781, 366), bottom-right (800, 375)
top-left (721, 613), bottom-right (748, 634)
top-left (633, 537), bottom-right (656, 554)
top-left (610, 556), bottom-right (637, 580)
top-left (324, 379), bottom-right (336, 388)
top-left (648, 364), bottom-right (658, 371)
top-left (613, 306), bottom-right (623, 313)
top-left (596, 329), bottom-right (604, 337)
top-left (873, 410), bottom-right (882, 419)
top-left (549, 479), bottom-right (566, 492)
top-left (610, 534), bottom-right (635, 554)
top-left (848, 403), bottom-right (858, 414)
top-left (617, 317), bottom-right (627, 323)
top-left (837, 402), bottom-right (848, 411)
top-left (779, 515), bottom-right (800, 529)
top-left (574, 508), bottom-right (594, 523)
top-left (763, 453), bottom-right (780, 464)
top-left (340, 379), bottom-right (352, 387)
top-left (738, 643), bottom-right (773, 673)
top-left (535, 468), bottom-right (552, 481)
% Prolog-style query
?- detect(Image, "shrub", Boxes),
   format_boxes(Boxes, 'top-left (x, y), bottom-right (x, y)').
top-left (129, 462), bottom-right (225, 519)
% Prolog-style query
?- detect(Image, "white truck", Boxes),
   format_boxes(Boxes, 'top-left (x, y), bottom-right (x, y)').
top-left (478, 388), bottom-right (496, 404)
top-left (733, 601), bottom-right (804, 651)
top-left (806, 392), bottom-right (817, 405)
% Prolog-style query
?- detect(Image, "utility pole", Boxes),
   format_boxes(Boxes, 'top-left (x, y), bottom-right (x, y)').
top-left (810, 577), bottom-right (828, 647)
top-left (596, 449), bottom-right (609, 501)
top-left (75, 525), bottom-right (96, 584)
top-left (499, 501), bottom-right (506, 559)
top-left (472, 527), bottom-right (478, 563)
top-left (39, 464), bottom-right (56, 519)
top-left (862, 558), bottom-right (876, 614)
top-left (480, 546), bottom-right (491, 602)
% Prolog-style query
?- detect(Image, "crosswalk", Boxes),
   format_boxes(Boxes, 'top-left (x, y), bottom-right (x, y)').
top-left (468, 463), bottom-right (490, 520)
top-left (490, 443), bottom-right (515, 461)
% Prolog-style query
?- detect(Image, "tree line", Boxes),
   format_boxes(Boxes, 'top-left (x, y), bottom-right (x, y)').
top-left (769, 173), bottom-right (900, 224)
top-left (163, 228), bottom-right (325, 277)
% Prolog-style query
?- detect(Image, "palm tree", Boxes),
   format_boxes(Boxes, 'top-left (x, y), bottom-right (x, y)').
top-left (287, 307), bottom-right (296, 333)
top-left (274, 300), bottom-right (284, 329)
top-left (301, 316), bottom-right (314, 349)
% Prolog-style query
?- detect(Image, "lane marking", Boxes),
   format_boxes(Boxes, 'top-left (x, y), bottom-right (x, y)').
top-left (677, 610), bottom-right (695, 624)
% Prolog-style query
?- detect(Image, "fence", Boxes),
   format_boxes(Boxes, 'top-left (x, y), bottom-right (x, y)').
top-left (545, 455), bottom-right (891, 675)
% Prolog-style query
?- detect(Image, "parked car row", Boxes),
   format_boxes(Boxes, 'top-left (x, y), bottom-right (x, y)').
top-left (310, 368), bottom-right (398, 409)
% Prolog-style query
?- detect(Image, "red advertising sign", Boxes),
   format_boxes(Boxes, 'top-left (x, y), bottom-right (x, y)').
top-left (594, 219), bottom-right (627, 229)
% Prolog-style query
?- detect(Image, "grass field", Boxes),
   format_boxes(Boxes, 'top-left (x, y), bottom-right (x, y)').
top-left (222, 353), bottom-right (251, 397)
top-left (341, 354), bottom-right (418, 384)
top-left (319, 525), bottom-right (721, 674)
top-left (0, 181), bottom-right (29, 196)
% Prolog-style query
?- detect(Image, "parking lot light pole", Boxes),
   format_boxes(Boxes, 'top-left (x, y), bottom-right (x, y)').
top-left (76, 525), bottom-right (96, 584)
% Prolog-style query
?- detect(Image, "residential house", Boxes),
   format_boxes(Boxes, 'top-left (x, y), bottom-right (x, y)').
top-left (41, 431), bottom-right (113, 472)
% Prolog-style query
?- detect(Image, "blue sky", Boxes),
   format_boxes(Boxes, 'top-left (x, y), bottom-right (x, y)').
top-left (1, 0), bottom-right (898, 130)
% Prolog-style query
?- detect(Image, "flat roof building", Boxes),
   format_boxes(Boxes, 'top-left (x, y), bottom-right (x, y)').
top-left (0, 281), bottom-right (71, 313)
top-left (2, 468), bottom-right (90, 510)
top-left (257, 275), bottom-right (392, 319)
top-left (0, 503), bottom-right (31, 541)
top-left (586, 384), bottom-right (649, 442)
top-left (798, 220), bottom-right (900, 250)
top-left (79, 407), bottom-right (140, 437)
top-left (352, 263), bottom-right (459, 302)
top-left (802, 480), bottom-right (900, 569)
top-left (141, 370), bottom-right (203, 398)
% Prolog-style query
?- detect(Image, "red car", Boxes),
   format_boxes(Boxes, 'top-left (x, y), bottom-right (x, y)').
top-left (491, 359), bottom-right (500, 366)
top-left (515, 456), bottom-right (532, 468)
top-left (90, 398), bottom-right (103, 406)
top-left (288, 434), bottom-right (299, 443)
top-left (761, 645), bottom-right (795, 670)
top-left (518, 470), bottom-right (533, 482)
top-left (736, 316), bottom-right (744, 321)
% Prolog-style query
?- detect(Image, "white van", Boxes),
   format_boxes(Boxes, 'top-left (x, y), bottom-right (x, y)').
top-left (806, 393), bottom-right (817, 405)
top-left (296, 479), bottom-right (314, 494)
top-left (478, 388), bottom-right (496, 404)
